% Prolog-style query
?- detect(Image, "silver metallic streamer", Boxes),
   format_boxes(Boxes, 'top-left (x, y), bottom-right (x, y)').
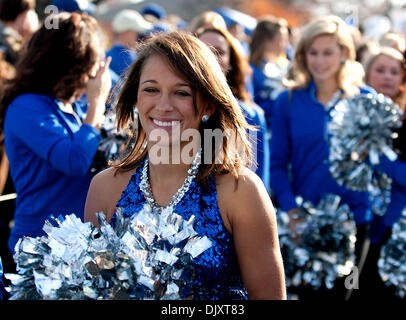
top-left (5, 206), bottom-right (212, 300)
top-left (378, 212), bottom-right (406, 298)
top-left (328, 93), bottom-right (403, 216)
top-left (277, 194), bottom-right (357, 291)
top-left (90, 110), bottom-right (137, 175)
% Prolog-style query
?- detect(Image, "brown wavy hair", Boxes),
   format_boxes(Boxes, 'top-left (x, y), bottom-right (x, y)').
top-left (195, 26), bottom-right (253, 105)
top-left (112, 31), bottom-right (253, 185)
top-left (0, 12), bottom-right (100, 128)
top-left (249, 15), bottom-right (288, 68)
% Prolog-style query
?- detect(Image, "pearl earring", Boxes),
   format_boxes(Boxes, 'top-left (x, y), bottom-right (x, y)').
top-left (202, 114), bottom-right (209, 122)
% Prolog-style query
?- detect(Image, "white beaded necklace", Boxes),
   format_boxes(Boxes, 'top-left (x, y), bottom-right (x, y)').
top-left (140, 150), bottom-right (202, 213)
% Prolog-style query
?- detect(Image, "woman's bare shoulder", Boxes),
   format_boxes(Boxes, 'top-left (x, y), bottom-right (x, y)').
top-left (216, 167), bottom-right (269, 231)
top-left (85, 167), bottom-right (135, 224)
top-left (216, 166), bottom-right (263, 195)
top-left (96, 166), bottom-right (135, 185)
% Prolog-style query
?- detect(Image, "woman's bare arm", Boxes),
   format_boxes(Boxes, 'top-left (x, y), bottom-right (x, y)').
top-left (217, 168), bottom-right (286, 300)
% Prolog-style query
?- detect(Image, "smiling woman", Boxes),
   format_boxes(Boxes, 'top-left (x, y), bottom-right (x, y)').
top-left (270, 15), bottom-right (375, 299)
top-left (137, 55), bottom-right (202, 146)
top-left (84, 31), bottom-right (286, 300)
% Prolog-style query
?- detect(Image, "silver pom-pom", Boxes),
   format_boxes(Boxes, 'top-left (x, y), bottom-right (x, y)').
top-left (0, 257), bottom-right (6, 300)
top-left (277, 194), bottom-right (356, 291)
top-left (328, 93), bottom-right (403, 215)
top-left (5, 205), bottom-right (212, 300)
top-left (90, 110), bottom-right (137, 175)
top-left (378, 211), bottom-right (406, 298)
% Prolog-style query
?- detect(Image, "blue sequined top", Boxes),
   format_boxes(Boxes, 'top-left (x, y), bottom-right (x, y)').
top-left (114, 161), bottom-right (248, 300)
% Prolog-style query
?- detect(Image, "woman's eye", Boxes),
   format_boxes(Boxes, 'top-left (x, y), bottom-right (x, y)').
top-left (391, 69), bottom-right (400, 76)
top-left (176, 90), bottom-right (191, 97)
top-left (143, 87), bottom-right (158, 93)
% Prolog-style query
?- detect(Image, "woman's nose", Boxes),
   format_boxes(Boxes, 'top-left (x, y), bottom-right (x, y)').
top-left (383, 71), bottom-right (393, 79)
top-left (156, 93), bottom-right (174, 112)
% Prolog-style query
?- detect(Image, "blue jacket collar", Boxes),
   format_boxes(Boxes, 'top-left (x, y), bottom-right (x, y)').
top-left (307, 79), bottom-right (343, 110)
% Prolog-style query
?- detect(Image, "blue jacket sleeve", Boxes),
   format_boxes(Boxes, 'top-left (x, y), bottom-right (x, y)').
top-left (7, 97), bottom-right (101, 176)
top-left (251, 104), bottom-right (271, 193)
top-left (375, 155), bottom-right (406, 188)
top-left (270, 90), bottom-right (297, 211)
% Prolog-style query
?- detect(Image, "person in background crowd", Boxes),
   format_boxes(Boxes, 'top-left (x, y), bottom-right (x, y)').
top-left (84, 31), bottom-right (286, 300)
top-left (353, 45), bottom-right (406, 301)
top-left (0, 0), bottom-right (37, 275)
top-left (228, 21), bottom-right (250, 57)
top-left (106, 9), bottom-right (152, 77)
top-left (0, 0), bottom-right (38, 64)
top-left (249, 15), bottom-right (289, 130)
top-left (363, 46), bottom-right (406, 106)
top-left (0, 12), bottom-right (111, 254)
top-left (189, 11), bottom-right (254, 109)
top-left (188, 10), bottom-right (227, 35)
top-left (139, 3), bottom-right (173, 38)
top-left (196, 25), bottom-right (270, 193)
top-left (140, 2), bottom-right (167, 24)
top-left (270, 15), bottom-right (374, 299)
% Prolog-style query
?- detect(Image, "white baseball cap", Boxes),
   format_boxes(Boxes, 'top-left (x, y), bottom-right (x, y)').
top-left (112, 9), bottom-right (153, 34)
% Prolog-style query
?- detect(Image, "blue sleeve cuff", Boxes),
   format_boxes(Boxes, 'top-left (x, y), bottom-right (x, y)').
top-left (277, 192), bottom-right (298, 212)
top-left (375, 156), bottom-right (406, 188)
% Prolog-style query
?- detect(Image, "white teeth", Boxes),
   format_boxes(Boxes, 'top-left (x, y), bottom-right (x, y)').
top-left (153, 119), bottom-right (179, 127)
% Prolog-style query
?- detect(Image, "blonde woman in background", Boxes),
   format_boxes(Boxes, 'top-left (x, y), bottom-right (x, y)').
top-left (270, 15), bottom-right (375, 300)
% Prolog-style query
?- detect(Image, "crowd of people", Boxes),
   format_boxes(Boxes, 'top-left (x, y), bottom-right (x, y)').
top-left (0, 0), bottom-right (406, 301)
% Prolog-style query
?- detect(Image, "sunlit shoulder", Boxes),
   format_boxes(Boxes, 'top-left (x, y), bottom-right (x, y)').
top-left (85, 167), bottom-right (136, 225)
top-left (216, 166), bottom-right (266, 195)
top-left (216, 166), bottom-right (274, 232)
